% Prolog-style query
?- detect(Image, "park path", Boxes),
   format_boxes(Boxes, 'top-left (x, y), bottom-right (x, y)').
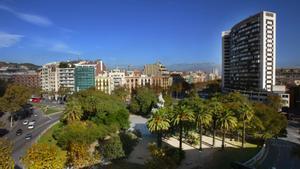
top-left (127, 114), bottom-right (241, 168)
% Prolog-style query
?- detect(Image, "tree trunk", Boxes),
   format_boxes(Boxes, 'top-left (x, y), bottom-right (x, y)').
top-left (10, 113), bottom-right (13, 128)
top-left (242, 119), bottom-right (246, 148)
top-left (179, 121), bottom-right (183, 151)
top-left (222, 130), bottom-right (225, 150)
top-left (212, 120), bottom-right (216, 147)
top-left (199, 120), bottom-right (203, 151)
top-left (157, 132), bottom-right (162, 148)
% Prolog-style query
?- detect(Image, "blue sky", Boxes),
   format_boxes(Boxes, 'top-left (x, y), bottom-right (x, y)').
top-left (0, 0), bottom-right (299, 67)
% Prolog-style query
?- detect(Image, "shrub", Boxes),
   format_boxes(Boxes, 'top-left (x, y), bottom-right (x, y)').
top-left (54, 121), bottom-right (108, 149)
top-left (186, 133), bottom-right (199, 146)
top-left (119, 131), bottom-right (139, 156)
top-left (99, 136), bottom-right (125, 160)
top-left (145, 143), bottom-right (185, 169)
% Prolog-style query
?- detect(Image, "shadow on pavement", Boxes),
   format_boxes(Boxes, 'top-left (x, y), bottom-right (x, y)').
top-left (0, 128), bottom-right (9, 137)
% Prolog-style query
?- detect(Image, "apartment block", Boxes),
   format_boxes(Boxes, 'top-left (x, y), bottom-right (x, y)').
top-left (222, 11), bottom-right (276, 92)
top-left (95, 72), bottom-right (111, 94)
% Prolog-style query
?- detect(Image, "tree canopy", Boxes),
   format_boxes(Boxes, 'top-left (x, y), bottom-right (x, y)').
top-left (0, 138), bottom-right (14, 169)
top-left (22, 143), bottom-right (66, 169)
top-left (129, 87), bottom-right (158, 116)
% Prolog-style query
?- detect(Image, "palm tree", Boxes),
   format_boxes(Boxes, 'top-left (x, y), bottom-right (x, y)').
top-left (217, 109), bottom-right (237, 150)
top-left (173, 103), bottom-right (194, 151)
top-left (194, 99), bottom-right (212, 151)
top-left (239, 103), bottom-right (254, 148)
top-left (208, 97), bottom-right (223, 148)
top-left (147, 108), bottom-right (170, 147)
top-left (63, 99), bottom-right (83, 123)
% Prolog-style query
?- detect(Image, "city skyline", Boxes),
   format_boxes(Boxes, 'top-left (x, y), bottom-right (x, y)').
top-left (0, 0), bottom-right (299, 67)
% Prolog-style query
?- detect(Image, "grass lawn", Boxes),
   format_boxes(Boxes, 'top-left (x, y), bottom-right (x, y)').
top-left (38, 122), bottom-right (61, 145)
top-left (102, 160), bottom-right (145, 169)
top-left (32, 102), bottom-right (64, 115)
top-left (203, 143), bottom-right (260, 169)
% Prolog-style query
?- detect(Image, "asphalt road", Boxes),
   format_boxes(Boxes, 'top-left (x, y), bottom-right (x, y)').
top-left (257, 121), bottom-right (300, 169)
top-left (4, 107), bottom-right (62, 168)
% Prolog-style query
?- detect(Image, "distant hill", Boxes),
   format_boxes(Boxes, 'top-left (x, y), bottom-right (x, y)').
top-left (166, 63), bottom-right (221, 73)
top-left (107, 62), bottom-right (221, 73)
top-left (0, 61), bottom-right (41, 70)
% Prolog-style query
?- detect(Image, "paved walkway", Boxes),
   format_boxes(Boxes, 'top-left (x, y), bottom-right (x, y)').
top-left (127, 114), bottom-right (245, 168)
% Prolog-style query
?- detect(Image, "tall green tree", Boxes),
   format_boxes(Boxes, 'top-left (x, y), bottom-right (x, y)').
top-left (172, 102), bottom-right (194, 151)
top-left (208, 97), bottom-right (223, 147)
top-left (0, 138), bottom-right (14, 169)
top-left (62, 99), bottom-right (83, 123)
top-left (112, 87), bottom-right (129, 102)
top-left (222, 92), bottom-right (254, 148)
top-left (0, 84), bottom-right (31, 127)
top-left (129, 87), bottom-right (158, 116)
top-left (22, 143), bottom-right (66, 169)
top-left (250, 102), bottom-right (287, 140)
top-left (193, 99), bottom-right (212, 151)
top-left (239, 103), bottom-right (254, 148)
top-left (147, 108), bottom-right (170, 147)
top-left (266, 95), bottom-right (282, 111)
top-left (217, 109), bottom-right (237, 150)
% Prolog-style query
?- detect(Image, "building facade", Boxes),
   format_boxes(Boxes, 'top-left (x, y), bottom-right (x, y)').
top-left (41, 62), bottom-right (59, 92)
top-left (152, 76), bottom-right (172, 90)
top-left (12, 71), bottom-right (40, 88)
top-left (57, 67), bottom-right (75, 92)
top-left (222, 11), bottom-right (276, 93)
top-left (74, 65), bottom-right (95, 92)
top-left (143, 62), bottom-right (168, 76)
top-left (276, 68), bottom-right (300, 86)
top-left (95, 72), bottom-right (111, 94)
top-left (108, 68), bottom-right (126, 91)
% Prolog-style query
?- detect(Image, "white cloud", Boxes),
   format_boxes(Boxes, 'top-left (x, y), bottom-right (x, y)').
top-left (0, 4), bottom-right (52, 26)
top-left (50, 42), bottom-right (81, 55)
top-left (0, 32), bottom-right (23, 48)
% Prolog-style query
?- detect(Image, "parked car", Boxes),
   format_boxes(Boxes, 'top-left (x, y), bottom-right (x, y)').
top-left (28, 125), bottom-right (34, 129)
top-left (25, 133), bottom-right (32, 140)
top-left (34, 114), bottom-right (38, 117)
top-left (23, 120), bottom-right (29, 125)
top-left (29, 120), bottom-right (36, 125)
top-left (16, 129), bottom-right (23, 136)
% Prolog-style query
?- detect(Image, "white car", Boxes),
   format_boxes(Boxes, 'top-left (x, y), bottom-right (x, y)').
top-left (29, 120), bottom-right (36, 125)
top-left (34, 114), bottom-right (38, 117)
top-left (28, 125), bottom-right (34, 129)
top-left (23, 120), bottom-right (29, 125)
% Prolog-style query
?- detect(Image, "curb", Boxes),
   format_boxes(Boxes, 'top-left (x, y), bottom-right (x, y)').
top-left (243, 142), bottom-right (268, 167)
top-left (35, 120), bottom-right (60, 143)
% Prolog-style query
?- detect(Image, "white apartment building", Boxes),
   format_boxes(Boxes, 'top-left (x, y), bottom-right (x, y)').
top-left (108, 68), bottom-right (126, 91)
top-left (41, 62), bottom-right (59, 92)
top-left (41, 62), bottom-right (76, 93)
top-left (57, 67), bottom-right (75, 92)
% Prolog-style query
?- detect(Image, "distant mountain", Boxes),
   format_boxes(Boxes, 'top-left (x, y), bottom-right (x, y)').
top-left (166, 63), bottom-right (221, 73)
top-left (106, 62), bottom-right (221, 73)
top-left (0, 61), bottom-right (41, 70)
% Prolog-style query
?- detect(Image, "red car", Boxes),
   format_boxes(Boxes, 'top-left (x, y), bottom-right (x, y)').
top-left (31, 98), bottom-right (41, 103)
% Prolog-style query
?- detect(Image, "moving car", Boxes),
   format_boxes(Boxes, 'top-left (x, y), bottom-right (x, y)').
top-left (28, 125), bottom-right (34, 129)
top-left (29, 120), bottom-right (36, 125)
top-left (25, 133), bottom-right (32, 140)
top-left (31, 97), bottom-right (41, 103)
top-left (16, 129), bottom-right (23, 136)
top-left (23, 120), bottom-right (29, 125)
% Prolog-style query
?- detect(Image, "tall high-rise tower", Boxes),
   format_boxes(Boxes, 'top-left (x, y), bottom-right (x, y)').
top-left (222, 11), bottom-right (276, 93)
